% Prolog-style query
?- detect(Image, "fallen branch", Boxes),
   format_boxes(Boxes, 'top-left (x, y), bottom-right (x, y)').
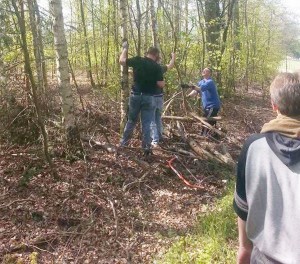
top-left (0, 198), bottom-right (34, 209)
top-left (189, 112), bottom-right (225, 137)
top-left (163, 91), bottom-right (182, 115)
top-left (162, 115), bottom-right (222, 122)
top-left (107, 198), bottom-right (118, 238)
top-left (81, 136), bottom-right (117, 153)
top-left (162, 116), bottom-right (195, 122)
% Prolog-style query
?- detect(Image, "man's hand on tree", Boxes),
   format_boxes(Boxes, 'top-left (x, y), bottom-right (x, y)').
top-left (122, 39), bottom-right (129, 50)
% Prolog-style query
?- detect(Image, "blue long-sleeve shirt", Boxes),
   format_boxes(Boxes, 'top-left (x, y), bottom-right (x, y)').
top-left (198, 78), bottom-right (221, 109)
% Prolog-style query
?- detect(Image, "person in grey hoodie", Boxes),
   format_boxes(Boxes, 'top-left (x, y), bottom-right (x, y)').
top-left (233, 72), bottom-right (300, 264)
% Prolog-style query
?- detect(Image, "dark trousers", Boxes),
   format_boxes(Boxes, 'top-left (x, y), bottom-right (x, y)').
top-left (203, 107), bottom-right (219, 127)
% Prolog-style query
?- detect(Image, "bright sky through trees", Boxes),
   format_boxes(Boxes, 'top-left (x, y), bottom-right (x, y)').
top-left (38, 0), bottom-right (300, 17)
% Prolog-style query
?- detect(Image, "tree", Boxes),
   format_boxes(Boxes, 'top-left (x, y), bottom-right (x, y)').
top-left (27, 0), bottom-right (44, 91)
top-left (11, 0), bottom-right (56, 176)
top-left (50, 0), bottom-right (82, 155)
top-left (150, 0), bottom-right (159, 48)
top-left (79, 0), bottom-right (95, 88)
top-left (119, 0), bottom-right (129, 133)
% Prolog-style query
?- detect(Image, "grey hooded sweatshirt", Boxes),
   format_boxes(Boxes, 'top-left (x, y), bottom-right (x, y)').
top-left (234, 132), bottom-right (300, 264)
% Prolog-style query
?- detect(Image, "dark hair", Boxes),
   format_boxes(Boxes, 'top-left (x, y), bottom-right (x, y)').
top-left (270, 72), bottom-right (300, 116)
top-left (146, 47), bottom-right (160, 56)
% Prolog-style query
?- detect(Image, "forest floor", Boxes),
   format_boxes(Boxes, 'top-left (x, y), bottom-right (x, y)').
top-left (0, 84), bottom-right (275, 264)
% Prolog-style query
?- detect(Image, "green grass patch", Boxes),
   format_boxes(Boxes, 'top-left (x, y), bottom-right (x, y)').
top-left (156, 182), bottom-right (238, 264)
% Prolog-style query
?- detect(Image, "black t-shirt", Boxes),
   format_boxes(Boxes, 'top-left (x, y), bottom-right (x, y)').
top-left (126, 56), bottom-right (163, 94)
top-left (153, 65), bottom-right (167, 96)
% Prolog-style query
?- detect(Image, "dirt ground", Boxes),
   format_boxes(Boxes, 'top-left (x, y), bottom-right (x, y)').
top-left (0, 85), bottom-right (275, 264)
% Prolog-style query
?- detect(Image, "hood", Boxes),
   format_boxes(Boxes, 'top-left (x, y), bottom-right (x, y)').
top-left (266, 133), bottom-right (300, 166)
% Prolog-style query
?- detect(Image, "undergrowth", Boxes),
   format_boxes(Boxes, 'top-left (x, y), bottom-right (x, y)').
top-left (156, 181), bottom-right (237, 264)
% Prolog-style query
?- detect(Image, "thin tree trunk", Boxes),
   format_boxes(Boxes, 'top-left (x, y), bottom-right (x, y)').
top-left (119, 0), bottom-right (129, 133)
top-left (112, 0), bottom-right (119, 75)
top-left (150, 0), bottom-right (159, 48)
top-left (91, 0), bottom-right (100, 86)
top-left (27, 0), bottom-right (43, 91)
top-left (144, 0), bottom-right (150, 50)
top-left (50, 0), bottom-right (83, 155)
top-left (244, 0), bottom-right (249, 91)
top-left (104, 0), bottom-right (112, 82)
top-left (34, 0), bottom-right (48, 90)
top-left (135, 0), bottom-right (142, 56)
top-left (79, 0), bottom-right (95, 88)
top-left (11, 0), bottom-right (56, 177)
top-left (196, 0), bottom-right (206, 69)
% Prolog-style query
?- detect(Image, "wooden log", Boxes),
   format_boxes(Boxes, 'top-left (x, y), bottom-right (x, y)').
top-left (203, 142), bottom-right (235, 166)
top-left (189, 112), bottom-right (225, 136)
top-left (162, 116), bottom-right (195, 122)
top-left (162, 115), bottom-right (222, 122)
top-left (171, 123), bottom-right (224, 163)
top-left (165, 124), bottom-right (233, 166)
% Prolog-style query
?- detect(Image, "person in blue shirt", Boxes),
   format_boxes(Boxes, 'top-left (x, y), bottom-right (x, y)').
top-left (188, 67), bottom-right (221, 134)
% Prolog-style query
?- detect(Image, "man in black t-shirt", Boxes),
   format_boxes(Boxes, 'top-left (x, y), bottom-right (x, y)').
top-left (119, 45), bottom-right (165, 155)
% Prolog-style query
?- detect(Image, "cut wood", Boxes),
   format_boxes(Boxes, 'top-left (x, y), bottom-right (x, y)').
top-left (189, 112), bottom-right (225, 136)
top-left (203, 142), bottom-right (235, 166)
top-left (81, 136), bottom-right (117, 153)
top-left (169, 123), bottom-right (224, 163)
top-left (162, 115), bottom-right (222, 122)
top-left (162, 116), bottom-right (195, 122)
top-left (165, 123), bottom-right (234, 166)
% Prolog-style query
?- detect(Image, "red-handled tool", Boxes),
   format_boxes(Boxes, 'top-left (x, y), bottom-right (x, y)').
top-left (167, 156), bottom-right (204, 189)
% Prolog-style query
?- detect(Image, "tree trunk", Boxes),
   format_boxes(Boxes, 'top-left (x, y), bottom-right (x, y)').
top-left (11, 0), bottom-right (56, 177)
top-left (150, 0), bottom-right (159, 48)
top-left (28, 0), bottom-right (46, 92)
top-left (112, 0), bottom-right (119, 76)
top-left (135, 0), bottom-right (142, 56)
top-left (244, 0), bottom-right (249, 91)
top-left (34, 0), bottom-right (48, 90)
top-left (119, 0), bottom-right (129, 134)
top-left (50, 0), bottom-right (82, 156)
top-left (144, 0), bottom-right (150, 50)
top-left (204, 0), bottom-right (221, 67)
top-left (104, 0), bottom-right (112, 82)
top-left (91, 0), bottom-right (100, 86)
top-left (79, 0), bottom-right (95, 88)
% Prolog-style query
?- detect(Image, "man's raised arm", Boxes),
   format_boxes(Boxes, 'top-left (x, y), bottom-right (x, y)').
top-left (119, 41), bottom-right (129, 66)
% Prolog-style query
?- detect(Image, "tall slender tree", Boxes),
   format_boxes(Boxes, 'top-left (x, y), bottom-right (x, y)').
top-left (119, 0), bottom-right (129, 133)
top-left (50, 0), bottom-right (82, 155)
top-left (27, 0), bottom-right (43, 90)
top-left (79, 0), bottom-right (95, 88)
top-left (150, 0), bottom-right (159, 48)
top-left (11, 0), bottom-right (56, 176)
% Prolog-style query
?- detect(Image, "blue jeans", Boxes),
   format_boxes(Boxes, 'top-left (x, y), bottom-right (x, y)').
top-left (150, 96), bottom-right (164, 144)
top-left (120, 94), bottom-right (155, 150)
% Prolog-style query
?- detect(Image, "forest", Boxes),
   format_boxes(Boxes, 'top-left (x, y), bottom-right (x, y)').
top-left (0, 0), bottom-right (299, 263)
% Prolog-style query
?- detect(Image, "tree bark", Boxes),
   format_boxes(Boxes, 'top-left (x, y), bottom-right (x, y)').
top-left (150, 0), bottom-right (159, 48)
top-left (33, 0), bottom-right (48, 91)
top-left (79, 0), bottom-right (95, 88)
top-left (50, 0), bottom-right (82, 155)
top-left (91, 0), bottom-right (100, 86)
top-left (11, 0), bottom-right (56, 177)
top-left (119, 0), bottom-right (129, 134)
top-left (27, 0), bottom-right (46, 92)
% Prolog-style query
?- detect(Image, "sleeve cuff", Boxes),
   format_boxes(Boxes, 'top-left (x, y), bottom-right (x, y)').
top-left (233, 199), bottom-right (248, 221)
